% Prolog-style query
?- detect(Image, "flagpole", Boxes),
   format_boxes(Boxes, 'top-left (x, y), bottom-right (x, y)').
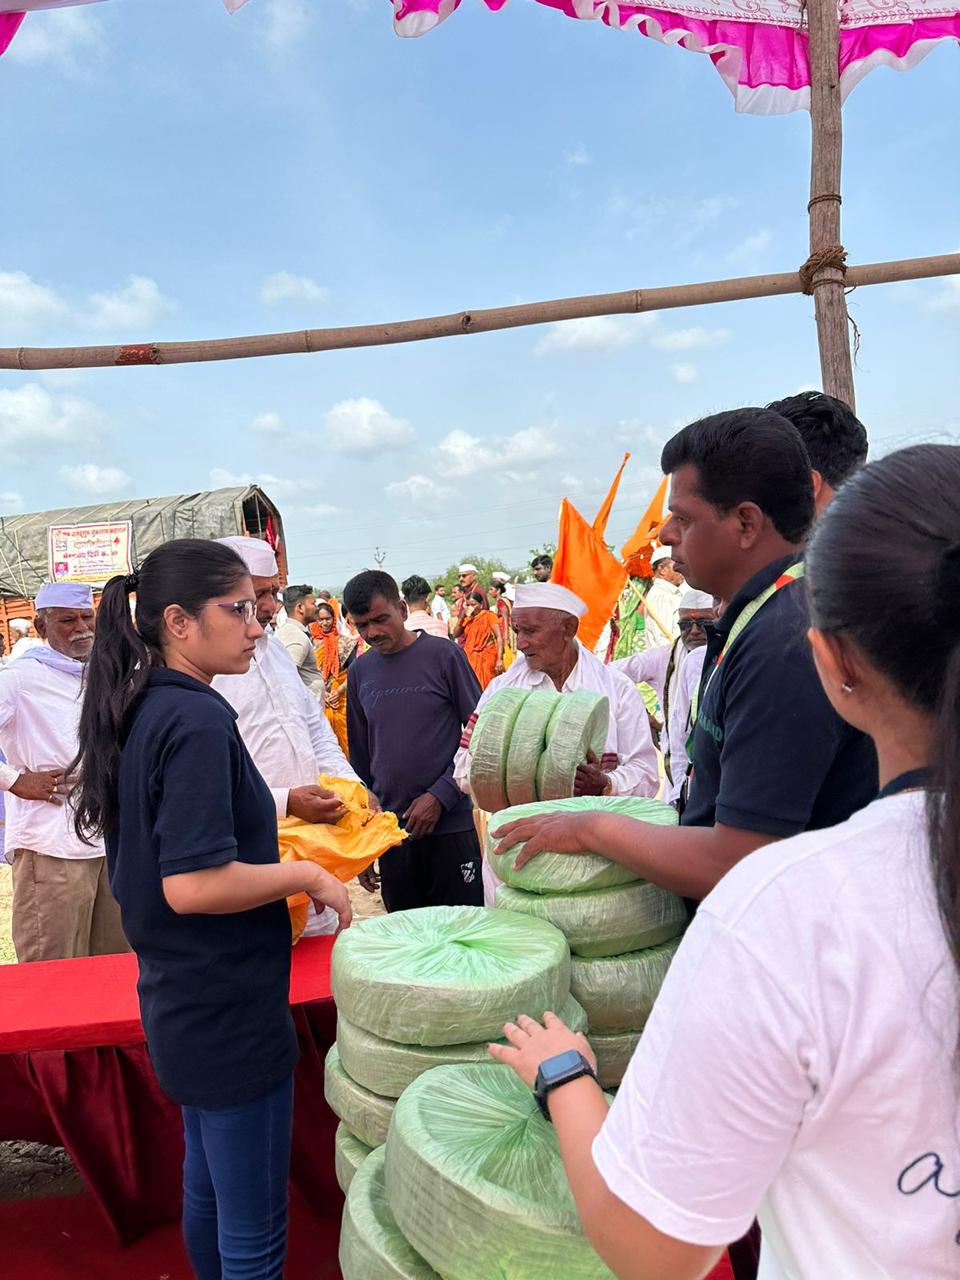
top-left (806, 0), bottom-right (856, 410)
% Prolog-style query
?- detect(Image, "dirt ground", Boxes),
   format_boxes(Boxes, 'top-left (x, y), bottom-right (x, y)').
top-left (0, 862), bottom-right (383, 1201)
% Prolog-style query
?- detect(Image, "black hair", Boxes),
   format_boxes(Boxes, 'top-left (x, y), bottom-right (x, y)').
top-left (660, 408), bottom-right (814, 544)
top-left (469, 590), bottom-right (486, 606)
top-left (531, 554), bottom-right (553, 570)
top-left (401, 574), bottom-right (431, 604)
top-left (806, 444), bottom-right (960, 1008)
top-left (282, 584), bottom-right (314, 611)
top-left (72, 539), bottom-right (249, 840)
top-left (433, 584), bottom-right (445, 591)
top-left (766, 390), bottom-right (868, 489)
top-left (316, 601), bottom-right (335, 618)
top-left (343, 570), bottom-right (401, 617)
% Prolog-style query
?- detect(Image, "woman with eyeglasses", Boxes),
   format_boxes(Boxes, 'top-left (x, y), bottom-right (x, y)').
top-left (72, 539), bottom-right (350, 1280)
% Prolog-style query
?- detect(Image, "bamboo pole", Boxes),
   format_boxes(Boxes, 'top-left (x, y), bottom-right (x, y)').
top-left (0, 252), bottom-right (957, 373)
top-left (806, 0), bottom-right (856, 410)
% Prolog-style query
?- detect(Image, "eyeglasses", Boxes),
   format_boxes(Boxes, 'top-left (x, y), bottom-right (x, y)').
top-left (679, 616), bottom-right (710, 633)
top-left (215, 600), bottom-right (257, 625)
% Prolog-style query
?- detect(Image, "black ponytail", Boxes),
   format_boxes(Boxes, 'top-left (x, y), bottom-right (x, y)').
top-left (73, 538), bottom-right (248, 840)
top-left (806, 444), bottom-right (960, 996)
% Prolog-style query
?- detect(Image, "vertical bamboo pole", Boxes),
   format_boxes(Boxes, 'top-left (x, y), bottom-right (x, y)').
top-left (807, 0), bottom-right (856, 409)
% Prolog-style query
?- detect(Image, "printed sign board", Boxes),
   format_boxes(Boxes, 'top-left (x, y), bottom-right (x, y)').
top-left (47, 521), bottom-right (133, 586)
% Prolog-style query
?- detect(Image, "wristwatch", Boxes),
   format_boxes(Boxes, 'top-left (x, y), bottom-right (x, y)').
top-left (533, 1050), bottom-right (598, 1121)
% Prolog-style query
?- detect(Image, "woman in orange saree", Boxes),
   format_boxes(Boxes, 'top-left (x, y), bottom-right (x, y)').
top-left (315, 603), bottom-right (361, 756)
top-left (452, 592), bottom-right (504, 690)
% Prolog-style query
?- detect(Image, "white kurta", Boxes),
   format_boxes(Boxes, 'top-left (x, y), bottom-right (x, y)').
top-left (213, 632), bottom-right (360, 818)
top-left (641, 578), bottom-right (684, 650)
top-left (614, 642), bottom-right (707, 804)
top-left (455, 641), bottom-right (659, 800)
top-left (0, 658), bottom-right (103, 861)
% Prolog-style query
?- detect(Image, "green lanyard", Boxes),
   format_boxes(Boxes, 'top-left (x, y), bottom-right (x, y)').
top-left (687, 561), bottom-right (805, 752)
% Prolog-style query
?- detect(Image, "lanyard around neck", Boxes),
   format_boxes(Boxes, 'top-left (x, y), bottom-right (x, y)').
top-left (877, 767), bottom-right (931, 799)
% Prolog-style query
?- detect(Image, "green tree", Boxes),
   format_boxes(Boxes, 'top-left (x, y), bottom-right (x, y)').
top-left (527, 540), bottom-right (557, 564)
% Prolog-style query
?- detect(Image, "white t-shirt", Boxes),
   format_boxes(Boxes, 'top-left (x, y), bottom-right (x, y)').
top-left (593, 791), bottom-right (960, 1279)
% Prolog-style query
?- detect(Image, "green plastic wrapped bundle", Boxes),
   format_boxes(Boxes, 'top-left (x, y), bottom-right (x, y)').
top-left (337, 994), bottom-right (588, 1099)
top-left (504, 689), bottom-right (558, 806)
top-left (488, 795), bottom-right (678, 894)
top-left (591, 1028), bottom-right (642, 1088)
top-left (331, 906), bottom-right (571, 1046)
top-left (324, 1044), bottom-right (395, 1149)
top-left (536, 691), bottom-right (610, 802)
top-left (570, 939), bottom-right (681, 1031)
top-left (495, 881), bottom-right (687, 958)
top-left (340, 1147), bottom-right (441, 1280)
top-left (334, 1123), bottom-right (374, 1195)
top-left (468, 688), bottom-right (531, 812)
top-left (386, 1064), bottom-right (616, 1280)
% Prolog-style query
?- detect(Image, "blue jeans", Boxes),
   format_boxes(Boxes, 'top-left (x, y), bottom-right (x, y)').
top-left (181, 1075), bottom-right (294, 1280)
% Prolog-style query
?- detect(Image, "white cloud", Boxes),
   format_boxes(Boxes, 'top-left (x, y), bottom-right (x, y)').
top-left (324, 397), bottom-right (414, 454)
top-left (536, 314), bottom-right (656, 355)
top-left (0, 490), bottom-right (26, 514)
top-left (5, 7), bottom-right (103, 71)
top-left (260, 272), bottom-right (329, 306)
top-left (929, 277), bottom-right (960, 314)
top-left (0, 383), bottom-right (106, 449)
top-left (262, 0), bottom-right (310, 51)
top-left (386, 474), bottom-right (452, 503)
top-left (0, 270), bottom-right (69, 333)
top-left (670, 363), bottom-right (699, 384)
top-left (59, 463), bottom-right (132, 497)
top-left (298, 502), bottom-right (342, 519)
top-left (727, 229), bottom-right (773, 263)
top-left (83, 276), bottom-right (177, 332)
top-left (251, 411), bottom-right (285, 434)
top-left (652, 326), bottom-right (731, 352)
top-left (208, 467), bottom-right (315, 502)
top-left (437, 425), bottom-right (560, 480)
top-left (564, 144), bottom-right (590, 167)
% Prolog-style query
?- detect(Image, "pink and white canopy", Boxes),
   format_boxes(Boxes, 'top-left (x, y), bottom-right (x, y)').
top-left (389, 0), bottom-right (960, 114)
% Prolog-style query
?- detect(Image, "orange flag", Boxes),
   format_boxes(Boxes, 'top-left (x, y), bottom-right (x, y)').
top-left (551, 456), bottom-right (630, 652)
top-left (620, 474), bottom-right (669, 579)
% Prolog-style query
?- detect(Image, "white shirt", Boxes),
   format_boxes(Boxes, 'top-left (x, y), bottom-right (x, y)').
top-left (614, 642), bottom-right (706, 803)
top-left (593, 792), bottom-right (959, 1279)
top-left (213, 632), bottom-right (360, 819)
top-left (641, 577), bottom-right (684, 650)
top-left (431, 595), bottom-right (451, 624)
top-left (456, 641), bottom-right (659, 800)
top-left (8, 636), bottom-right (43, 662)
top-left (406, 609), bottom-right (451, 640)
top-left (0, 655), bottom-right (103, 860)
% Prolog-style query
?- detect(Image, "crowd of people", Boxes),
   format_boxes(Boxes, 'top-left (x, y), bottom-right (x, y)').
top-left (1, 389), bottom-right (958, 1280)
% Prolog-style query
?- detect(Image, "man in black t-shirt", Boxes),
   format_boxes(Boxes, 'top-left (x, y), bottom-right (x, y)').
top-left (495, 407), bottom-right (878, 903)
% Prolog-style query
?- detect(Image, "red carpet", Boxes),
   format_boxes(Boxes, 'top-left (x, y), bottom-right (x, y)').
top-left (0, 1189), bottom-right (735, 1280)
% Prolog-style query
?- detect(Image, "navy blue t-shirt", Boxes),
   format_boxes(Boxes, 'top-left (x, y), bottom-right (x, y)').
top-left (346, 633), bottom-right (481, 838)
top-left (683, 554), bottom-right (878, 836)
top-left (106, 669), bottom-right (297, 1109)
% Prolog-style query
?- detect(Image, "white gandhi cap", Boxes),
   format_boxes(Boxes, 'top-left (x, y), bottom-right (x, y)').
top-left (513, 582), bottom-right (588, 618)
top-left (216, 535), bottom-right (278, 578)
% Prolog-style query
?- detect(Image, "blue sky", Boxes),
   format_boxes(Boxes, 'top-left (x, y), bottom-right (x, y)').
top-left (1, 0), bottom-right (957, 589)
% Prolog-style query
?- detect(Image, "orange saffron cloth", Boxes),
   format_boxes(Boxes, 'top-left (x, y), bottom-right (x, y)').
top-left (462, 609), bottom-right (500, 689)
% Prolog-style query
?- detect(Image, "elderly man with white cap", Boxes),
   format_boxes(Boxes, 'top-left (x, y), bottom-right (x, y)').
top-left (0, 582), bottom-right (128, 961)
top-left (642, 544), bottom-right (686, 650)
top-left (211, 536), bottom-right (370, 934)
top-left (7, 616), bottom-right (43, 662)
top-left (613, 588), bottom-right (718, 804)
top-left (457, 581), bottom-right (659, 801)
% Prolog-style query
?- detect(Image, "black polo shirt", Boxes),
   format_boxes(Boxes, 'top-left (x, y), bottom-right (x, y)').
top-left (106, 669), bottom-right (297, 1109)
top-left (682, 554), bottom-right (878, 836)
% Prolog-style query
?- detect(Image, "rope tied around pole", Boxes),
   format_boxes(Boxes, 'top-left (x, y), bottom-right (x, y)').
top-left (799, 243), bottom-right (847, 295)
top-left (807, 192), bottom-right (842, 211)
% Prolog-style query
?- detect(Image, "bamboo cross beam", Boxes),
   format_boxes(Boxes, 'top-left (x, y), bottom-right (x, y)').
top-left (1, 252), bottom-right (957, 373)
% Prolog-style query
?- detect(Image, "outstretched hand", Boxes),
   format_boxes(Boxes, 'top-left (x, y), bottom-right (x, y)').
top-left (491, 812), bottom-right (590, 871)
top-left (488, 1011), bottom-right (597, 1088)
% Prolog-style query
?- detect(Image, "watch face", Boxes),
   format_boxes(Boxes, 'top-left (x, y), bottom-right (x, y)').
top-left (540, 1049), bottom-right (585, 1084)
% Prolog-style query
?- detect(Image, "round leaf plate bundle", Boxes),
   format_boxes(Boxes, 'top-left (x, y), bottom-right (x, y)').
top-left (386, 1063), bottom-right (616, 1280)
top-left (468, 688), bottom-right (531, 812)
top-left (504, 690), bottom-right (558, 807)
top-left (495, 880), bottom-right (687, 959)
top-left (536, 691), bottom-right (610, 802)
top-left (337, 994), bottom-right (588, 1099)
top-left (325, 1044), bottom-right (396, 1149)
top-left (334, 1122), bottom-right (374, 1195)
top-left (570, 939), bottom-right (681, 1032)
top-left (488, 794), bottom-right (678, 894)
top-left (331, 906), bottom-right (570, 1046)
top-left (591, 1029), bottom-right (643, 1089)
top-left (340, 1146), bottom-right (441, 1280)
